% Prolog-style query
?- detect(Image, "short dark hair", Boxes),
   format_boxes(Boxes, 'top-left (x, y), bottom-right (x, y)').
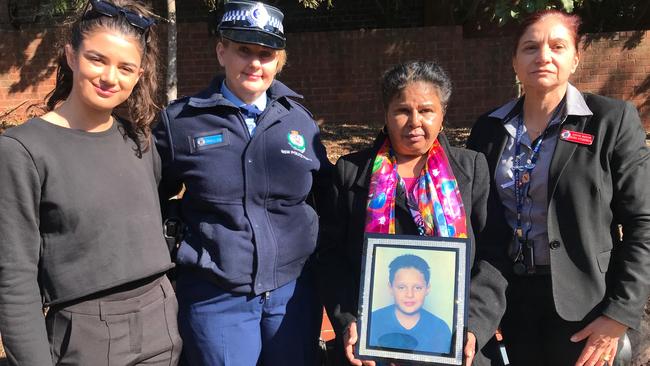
top-left (388, 254), bottom-right (430, 285)
top-left (381, 60), bottom-right (452, 112)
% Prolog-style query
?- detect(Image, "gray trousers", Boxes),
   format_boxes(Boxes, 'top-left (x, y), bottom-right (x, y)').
top-left (46, 276), bottom-right (182, 366)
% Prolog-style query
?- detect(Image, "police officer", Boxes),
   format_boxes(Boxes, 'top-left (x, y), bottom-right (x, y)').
top-left (153, 1), bottom-right (331, 365)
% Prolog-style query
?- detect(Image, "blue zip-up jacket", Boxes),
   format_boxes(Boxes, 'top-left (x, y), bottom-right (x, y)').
top-left (154, 76), bottom-right (331, 295)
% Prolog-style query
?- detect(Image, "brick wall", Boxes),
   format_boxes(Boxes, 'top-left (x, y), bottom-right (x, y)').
top-left (279, 28), bottom-right (650, 128)
top-left (572, 31), bottom-right (650, 128)
top-left (0, 28), bottom-right (60, 119)
top-left (170, 26), bottom-right (649, 130)
top-left (277, 26), bottom-right (516, 127)
top-left (1, 25), bottom-right (648, 131)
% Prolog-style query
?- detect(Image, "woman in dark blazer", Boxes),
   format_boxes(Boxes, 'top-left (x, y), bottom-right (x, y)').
top-left (317, 60), bottom-right (507, 366)
top-left (467, 9), bottom-right (650, 366)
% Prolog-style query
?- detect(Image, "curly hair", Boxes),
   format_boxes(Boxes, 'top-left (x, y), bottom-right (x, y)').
top-left (46, 0), bottom-right (161, 155)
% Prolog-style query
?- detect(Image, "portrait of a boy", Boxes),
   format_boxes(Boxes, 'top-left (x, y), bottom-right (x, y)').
top-left (368, 254), bottom-right (452, 353)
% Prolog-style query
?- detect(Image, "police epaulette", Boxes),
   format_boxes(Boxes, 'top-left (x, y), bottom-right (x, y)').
top-left (167, 95), bottom-right (190, 105)
top-left (288, 99), bottom-right (314, 119)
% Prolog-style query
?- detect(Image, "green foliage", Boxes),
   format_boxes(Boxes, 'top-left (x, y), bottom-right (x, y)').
top-left (202, 0), bottom-right (222, 11)
top-left (453, 0), bottom-right (648, 31)
top-left (297, 0), bottom-right (333, 9)
top-left (491, 0), bottom-right (576, 25)
top-left (12, 0), bottom-right (650, 32)
top-left (560, 0), bottom-right (576, 12)
top-left (38, 0), bottom-right (85, 17)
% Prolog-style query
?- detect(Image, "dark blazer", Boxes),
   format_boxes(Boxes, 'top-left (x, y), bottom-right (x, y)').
top-left (467, 93), bottom-right (650, 330)
top-left (316, 131), bottom-right (508, 359)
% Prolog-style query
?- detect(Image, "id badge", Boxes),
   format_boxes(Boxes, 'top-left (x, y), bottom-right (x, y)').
top-left (523, 240), bottom-right (535, 275)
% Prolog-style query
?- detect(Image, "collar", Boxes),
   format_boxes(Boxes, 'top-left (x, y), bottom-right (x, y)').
top-left (488, 99), bottom-right (519, 120)
top-left (564, 83), bottom-right (593, 117)
top-left (221, 81), bottom-right (267, 113)
top-left (187, 75), bottom-right (302, 108)
top-left (488, 83), bottom-right (593, 122)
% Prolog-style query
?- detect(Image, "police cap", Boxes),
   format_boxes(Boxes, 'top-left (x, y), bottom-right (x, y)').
top-left (218, 1), bottom-right (286, 50)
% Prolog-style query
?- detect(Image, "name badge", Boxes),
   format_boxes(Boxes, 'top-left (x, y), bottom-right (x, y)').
top-left (501, 180), bottom-right (515, 189)
top-left (189, 129), bottom-right (230, 154)
top-left (195, 133), bottom-right (223, 147)
top-left (560, 129), bottom-right (594, 146)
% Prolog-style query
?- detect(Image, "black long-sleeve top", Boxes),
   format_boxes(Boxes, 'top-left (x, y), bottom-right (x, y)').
top-left (0, 118), bottom-right (173, 365)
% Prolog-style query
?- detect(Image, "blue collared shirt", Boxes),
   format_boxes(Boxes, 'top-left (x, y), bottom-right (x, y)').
top-left (491, 83), bottom-right (593, 265)
top-left (221, 82), bottom-right (268, 136)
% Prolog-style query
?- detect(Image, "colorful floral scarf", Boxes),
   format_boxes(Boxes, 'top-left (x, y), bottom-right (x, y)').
top-left (365, 137), bottom-right (467, 238)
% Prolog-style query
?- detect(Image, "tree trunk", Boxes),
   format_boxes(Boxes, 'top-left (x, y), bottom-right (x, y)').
top-left (166, 0), bottom-right (177, 103)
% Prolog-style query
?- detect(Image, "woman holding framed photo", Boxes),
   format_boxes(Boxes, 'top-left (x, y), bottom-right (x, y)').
top-left (316, 60), bottom-right (508, 366)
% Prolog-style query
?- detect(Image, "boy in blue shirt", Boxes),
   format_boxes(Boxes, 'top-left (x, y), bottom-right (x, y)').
top-left (369, 254), bottom-right (452, 354)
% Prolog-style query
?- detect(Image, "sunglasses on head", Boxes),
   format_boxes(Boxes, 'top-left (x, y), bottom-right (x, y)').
top-left (84, 0), bottom-right (155, 31)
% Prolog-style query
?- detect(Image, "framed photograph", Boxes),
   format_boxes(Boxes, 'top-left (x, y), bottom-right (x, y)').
top-left (355, 233), bottom-right (470, 365)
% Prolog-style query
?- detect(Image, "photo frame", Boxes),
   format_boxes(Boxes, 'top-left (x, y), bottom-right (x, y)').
top-left (356, 233), bottom-right (470, 365)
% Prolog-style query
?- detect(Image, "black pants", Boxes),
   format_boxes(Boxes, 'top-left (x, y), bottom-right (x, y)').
top-left (46, 276), bottom-right (182, 366)
top-left (499, 275), bottom-right (596, 366)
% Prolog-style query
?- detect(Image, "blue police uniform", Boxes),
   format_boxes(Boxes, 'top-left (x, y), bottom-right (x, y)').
top-left (154, 75), bottom-right (331, 365)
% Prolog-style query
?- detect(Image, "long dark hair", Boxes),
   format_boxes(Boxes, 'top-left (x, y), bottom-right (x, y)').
top-left (46, 0), bottom-right (160, 154)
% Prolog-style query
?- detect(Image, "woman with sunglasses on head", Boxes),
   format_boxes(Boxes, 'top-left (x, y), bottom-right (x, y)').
top-left (0, 1), bottom-right (181, 365)
top-left (154, 1), bottom-right (331, 365)
top-left (467, 9), bottom-right (650, 366)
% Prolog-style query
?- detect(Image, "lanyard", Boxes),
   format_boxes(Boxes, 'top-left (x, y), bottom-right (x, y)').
top-left (512, 100), bottom-right (565, 240)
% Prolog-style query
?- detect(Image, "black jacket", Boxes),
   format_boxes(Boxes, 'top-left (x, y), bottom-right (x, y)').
top-left (467, 93), bottom-right (650, 330)
top-left (316, 131), bottom-right (508, 357)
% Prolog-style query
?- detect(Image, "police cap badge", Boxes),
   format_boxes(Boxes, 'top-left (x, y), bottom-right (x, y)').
top-left (218, 1), bottom-right (286, 50)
